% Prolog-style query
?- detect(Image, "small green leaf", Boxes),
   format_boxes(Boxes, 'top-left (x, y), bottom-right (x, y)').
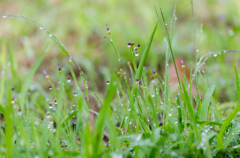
top-left (200, 83), bottom-right (215, 121)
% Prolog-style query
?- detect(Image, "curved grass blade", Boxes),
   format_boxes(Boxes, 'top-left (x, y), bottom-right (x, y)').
top-left (217, 103), bottom-right (240, 149)
top-left (0, 14), bottom-right (103, 107)
top-left (0, 14), bottom-right (70, 57)
top-left (223, 118), bottom-right (240, 148)
top-left (200, 83), bottom-right (215, 121)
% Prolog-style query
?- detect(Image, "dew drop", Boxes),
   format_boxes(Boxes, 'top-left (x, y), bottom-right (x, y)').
top-left (2, 16), bottom-right (7, 18)
top-left (213, 54), bottom-right (217, 57)
top-left (18, 109), bottom-right (22, 116)
top-left (49, 34), bottom-right (52, 37)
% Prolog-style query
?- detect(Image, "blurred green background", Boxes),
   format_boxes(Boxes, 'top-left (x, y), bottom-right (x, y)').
top-left (0, 0), bottom-right (240, 102)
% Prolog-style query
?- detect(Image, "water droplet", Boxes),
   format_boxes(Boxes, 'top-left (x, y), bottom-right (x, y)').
top-left (2, 16), bottom-right (7, 18)
top-left (18, 110), bottom-right (22, 116)
top-left (164, 37), bottom-right (167, 42)
top-left (128, 108), bottom-right (131, 111)
top-left (106, 80), bottom-right (110, 85)
top-left (135, 134), bottom-right (142, 141)
top-left (48, 150), bottom-right (53, 156)
top-left (196, 49), bottom-right (199, 52)
top-left (175, 17), bottom-right (177, 20)
top-left (49, 34), bottom-right (52, 37)
top-left (20, 139), bottom-right (25, 146)
top-left (165, 23), bottom-right (167, 25)
top-left (67, 79), bottom-right (71, 83)
top-left (73, 92), bottom-right (77, 97)
top-left (228, 30), bottom-right (234, 36)
top-left (223, 50), bottom-right (227, 53)
top-left (213, 53), bottom-right (217, 57)
top-left (34, 121), bottom-right (39, 126)
top-left (40, 27), bottom-right (43, 30)
top-left (168, 113), bottom-right (172, 117)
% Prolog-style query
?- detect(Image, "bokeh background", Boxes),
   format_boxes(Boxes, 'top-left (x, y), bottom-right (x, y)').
top-left (0, 0), bottom-right (240, 103)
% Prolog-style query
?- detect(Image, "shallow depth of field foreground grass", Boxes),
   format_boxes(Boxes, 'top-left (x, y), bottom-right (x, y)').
top-left (1, 2), bottom-right (240, 158)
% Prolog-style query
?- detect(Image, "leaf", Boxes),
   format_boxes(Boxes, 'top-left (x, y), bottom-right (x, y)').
top-left (223, 118), bottom-right (240, 148)
top-left (20, 50), bottom-right (46, 112)
top-left (234, 64), bottom-right (240, 100)
top-left (135, 22), bottom-right (158, 79)
top-left (216, 103), bottom-right (240, 149)
top-left (200, 83), bottom-right (215, 120)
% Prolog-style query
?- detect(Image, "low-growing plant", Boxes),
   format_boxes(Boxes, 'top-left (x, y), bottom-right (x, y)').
top-left (1, 2), bottom-right (240, 158)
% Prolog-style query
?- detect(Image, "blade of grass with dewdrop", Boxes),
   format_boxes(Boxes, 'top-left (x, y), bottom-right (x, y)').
top-left (155, 7), bottom-right (181, 89)
top-left (198, 70), bottom-right (222, 123)
top-left (179, 80), bottom-right (199, 140)
top-left (20, 50), bottom-right (46, 113)
top-left (199, 83), bottom-right (215, 121)
top-left (0, 14), bottom-right (103, 109)
top-left (217, 64), bottom-right (240, 148)
top-left (223, 118), bottom-right (240, 148)
top-left (93, 74), bottom-right (119, 153)
top-left (217, 103), bottom-right (240, 149)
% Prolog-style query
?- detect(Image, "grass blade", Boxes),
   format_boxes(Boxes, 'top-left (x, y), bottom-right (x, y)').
top-left (135, 22), bottom-right (158, 79)
top-left (216, 103), bottom-right (240, 149)
top-left (234, 64), bottom-right (240, 100)
top-left (20, 50), bottom-right (46, 112)
top-left (200, 83), bottom-right (215, 121)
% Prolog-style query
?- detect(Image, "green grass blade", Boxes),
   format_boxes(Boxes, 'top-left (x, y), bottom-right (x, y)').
top-left (135, 22), bottom-right (158, 79)
top-left (216, 103), bottom-right (240, 149)
top-left (234, 64), bottom-right (240, 100)
top-left (20, 50), bottom-right (46, 112)
top-left (200, 83), bottom-right (215, 121)
top-left (93, 74), bottom-right (119, 154)
top-left (223, 118), bottom-right (240, 148)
